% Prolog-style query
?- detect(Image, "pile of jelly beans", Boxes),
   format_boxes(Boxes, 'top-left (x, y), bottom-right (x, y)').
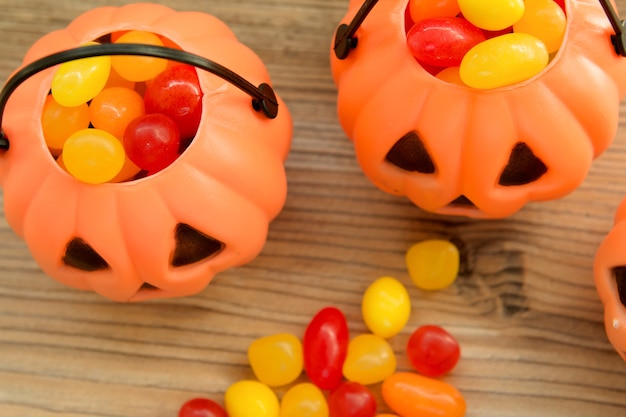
top-left (42, 30), bottom-right (203, 184)
top-left (179, 239), bottom-right (464, 417)
top-left (406, 0), bottom-right (567, 89)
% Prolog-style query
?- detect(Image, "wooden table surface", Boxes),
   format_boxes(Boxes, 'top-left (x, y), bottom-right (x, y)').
top-left (2, 0), bottom-right (626, 416)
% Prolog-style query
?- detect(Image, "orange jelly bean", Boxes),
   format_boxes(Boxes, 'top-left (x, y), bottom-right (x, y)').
top-left (111, 31), bottom-right (168, 82)
top-left (41, 94), bottom-right (90, 150)
top-left (89, 86), bottom-right (145, 139)
top-left (382, 372), bottom-right (466, 417)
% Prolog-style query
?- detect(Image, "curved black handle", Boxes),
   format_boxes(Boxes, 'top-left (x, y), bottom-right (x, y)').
top-left (599, 0), bottom-right (626, 56)
top-left (333, 0), bottom-right (380, 59)
top-left (0, 43), bottom-right (280, 151)
top-left (335, 1), bottom-right (624, 59)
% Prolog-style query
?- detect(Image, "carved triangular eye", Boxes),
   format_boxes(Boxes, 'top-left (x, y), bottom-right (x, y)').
top-left (63, 237), bottom-right (110, 271)
top-left (498, 142), bottom-right (547, 186)
top-left (612, 266), bottom-right (626, 308)
top-left (385, 131), bottom-right (436, 174)
top-left (171, 223), bottom-right (224, 267)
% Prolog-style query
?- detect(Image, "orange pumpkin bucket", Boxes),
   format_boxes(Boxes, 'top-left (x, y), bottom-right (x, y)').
top-left (0, 4), bottom-right (292, 302)
top-left (331, 0), bottom-right (626, 218)
top-left (594, 197), bottom-right (626, 361)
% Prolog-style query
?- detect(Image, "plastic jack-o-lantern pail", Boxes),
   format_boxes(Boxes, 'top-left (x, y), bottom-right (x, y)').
top-left (0, 3), bottom-right (292, 302)
top-left (594, 197), bottom-right (626, 361)
top-left (331, 0), bottom-right (626, 219)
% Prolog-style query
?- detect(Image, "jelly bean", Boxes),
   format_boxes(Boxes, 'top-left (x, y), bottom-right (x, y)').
top-left (224, 380), bottom-right (279, 417)
top-left (459, 33), bottom-right (549, 89)
top-left (513, 0), bottom-right (566, 53)
top-left (407, 17), bottom-right (486, 68)
top-left (51, 43), bottom-right (111, 107)
top-left (407, 325), bottom-right (460, 377)
top-left (409, 0), bottom-right (460, 21)
top-left (109, 157), bottom-right (142, 183)
top-left (103, 67), bottom-right (136, 90)
top-left (327, 381), bottom-right (376, 417)
top-left (280, 383), bottom-right (329, 417)
top-left (361, 276), bottom-right (411, 339)
top-left (41, 94), bottom-right (90, 150)
top-left (248, 333), bottom-right (303, 387)
top-left (111, 31), bottom-right (168, 82)
top-left (144, 64), bottom-right (203, 141)
top-left (303, 307), bottom-right (349, 391)
top-left (382, 372), bottom-right (466, 417)
top-left (458, 0), bottom-right (525, 31)
top-left (89, 87), bottom-right (145, 139)
top-left (405, 239), bottom-right (460, 290)
top-left (435, 67), bottom-right (465, 86)
top-left (179, 398), bottom-right (228, 417)
top-left (342, 333), bottom-right (396, 385)
top-left (123, 113), bottom-right (181, 172)
top-left (62, 128), bottom-right (125, 184)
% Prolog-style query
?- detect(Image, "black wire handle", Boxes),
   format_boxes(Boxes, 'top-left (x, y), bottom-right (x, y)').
top-left (334, 0), bottom-right (626, 59)
top-left (333, 0), bottom-right (380, 59)
top-left (0, 43), bottom-right (280, 151)
top-left (599, 0), bottom-right (626, 56)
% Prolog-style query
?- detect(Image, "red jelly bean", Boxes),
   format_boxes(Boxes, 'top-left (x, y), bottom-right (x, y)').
top-left (328, 381), bottom-right (376, 417)
top-left (144, 64), bottom-right (203, 143)
top-left (407, 17), bottom-right (486, 68)
top-left (178, 398), bottom-right (228, 417)
top-left (303, 307), bottom-right (349, 391)
top-left (406, 325), bottom-right (460, 378)
top-left (123, 113), bottom-right (181, 173)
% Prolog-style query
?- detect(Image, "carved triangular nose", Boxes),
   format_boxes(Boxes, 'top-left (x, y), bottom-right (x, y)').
top-left (448, 195), bottom-right (476, 208)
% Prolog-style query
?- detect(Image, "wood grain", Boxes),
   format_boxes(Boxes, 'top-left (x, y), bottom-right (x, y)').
top-left (2, 0), bottom-right (626, 416)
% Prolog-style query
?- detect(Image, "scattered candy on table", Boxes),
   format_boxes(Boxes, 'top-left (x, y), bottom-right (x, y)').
top-left (248, 333), bottom-right (304, 387)
top-left (328, 381), bottom-right (377, 417)
top-left (280, 382), bottom-right (329, 417)
top-left (405, 239), bottom-right (460, 290)
top-left (178, 238), bottom-right (466, 416)
top-left (406, 325), bottom-right (461, 378)
top-left (342, 333), bottom-right (397, 385)
top-left (406, 0), bottom-right (567, 88)
top-left (224, 380), bottom-right (280, 417)
top-left (361, 276), bottom-right (411, 339)
top-left (42, 30), bottom-right (204, 184)
top-left (382, 372), bottom-right (466, 417)
top-left (178, 397), bottom-right (228, 417)
top-left (303, 306), bottom-right (350, 391)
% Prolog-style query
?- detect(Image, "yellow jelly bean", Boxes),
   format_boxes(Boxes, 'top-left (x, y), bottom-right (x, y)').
top-left (513, 0), bottom-right (566, 53)
top-left (247, 333), bottom-right (303, 387)
top-left (362, 276), bottom-right (411, 338)
top-left (459, 33), bottom-right (549, 89)
top-left (225, 380), bottom-right (279, 417)
top-left (51, 43), bottom-right (111, 107)
top-left (62, 128), bottom-right (125, 184)
top-left (405, 240), bottom-right (460, 290)
top-left (342, 333), bottom-right (397, 385)
top-left (280, 383), bottom-right (329, 417)
top-left (111, 31), bottom-right (168, 82)
top-left (458, 0), bottom-right (525, 31)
